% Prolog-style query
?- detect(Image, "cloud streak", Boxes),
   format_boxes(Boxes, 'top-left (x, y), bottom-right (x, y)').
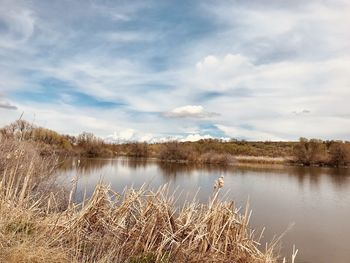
top-left (0, 101), bottom-right (17, 110)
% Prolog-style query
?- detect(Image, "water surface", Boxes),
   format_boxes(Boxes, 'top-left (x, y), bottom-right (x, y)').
top-left (56, 157), bottom-right (350, 263)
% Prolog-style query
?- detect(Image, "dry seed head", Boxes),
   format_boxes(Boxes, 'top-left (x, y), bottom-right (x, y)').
top-left (214, 175), bottom-right (225, 189)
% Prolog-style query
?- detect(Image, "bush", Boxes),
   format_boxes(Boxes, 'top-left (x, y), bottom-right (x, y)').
top-left (77, 132), bottom-right (114, 158)
top-left (199, 152), bottom-right (233, 165)
top-left (159, 142), bottom-right (193, 161)
top-left (293, 138), bottom-right (328, 165)
top-left (127, 142), bottom-right (149, 157)
top-left (328, 142), bottom-right (350, 167)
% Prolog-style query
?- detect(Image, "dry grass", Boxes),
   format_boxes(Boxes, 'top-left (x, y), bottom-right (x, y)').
top-left (0, 138), bottom-right (296, 263)
top-left (234, 156), bottom-right (287, 165)
top-left (198, 152), bottom-right (234, 165)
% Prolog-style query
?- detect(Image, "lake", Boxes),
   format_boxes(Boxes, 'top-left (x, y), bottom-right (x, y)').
top-left (56, 157), bottom-right (350, 263)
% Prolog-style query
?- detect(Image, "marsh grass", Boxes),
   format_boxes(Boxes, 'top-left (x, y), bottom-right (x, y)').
top-left (0, 138), bottom-right (296, 263)
top-left (234, 156), bottom-right (287, 165)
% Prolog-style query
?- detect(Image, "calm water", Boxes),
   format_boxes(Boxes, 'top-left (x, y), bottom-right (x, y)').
top-left (56, 157), bottom-right (350, 263)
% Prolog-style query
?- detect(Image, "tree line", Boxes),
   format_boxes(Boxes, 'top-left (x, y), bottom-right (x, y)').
top-left (1, 120), bottom-right (349, 167)
top-left (0, 120), bottom-right (114, 157)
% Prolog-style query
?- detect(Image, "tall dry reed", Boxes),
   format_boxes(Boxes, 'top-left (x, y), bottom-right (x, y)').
top-left (0, 138), bottom-right (296, 263)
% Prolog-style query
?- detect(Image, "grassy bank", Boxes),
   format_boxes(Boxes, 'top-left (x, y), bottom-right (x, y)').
top-left (0, 138), bottom-right (297, 263)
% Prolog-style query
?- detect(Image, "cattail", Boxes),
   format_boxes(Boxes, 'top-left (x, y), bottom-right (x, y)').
top-left (214, 175), bottom-right (225, 189)
top-left (70, 177), bottom-right (78, 184)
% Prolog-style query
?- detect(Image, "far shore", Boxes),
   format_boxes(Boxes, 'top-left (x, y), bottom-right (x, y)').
top-left (2, 120), bottom-right (350, 169)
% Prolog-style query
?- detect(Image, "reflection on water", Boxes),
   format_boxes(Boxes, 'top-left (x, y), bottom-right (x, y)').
top-left (56, 157), bottom-right (350, 263)
top-left (58, 157), bottom-right (350, 188)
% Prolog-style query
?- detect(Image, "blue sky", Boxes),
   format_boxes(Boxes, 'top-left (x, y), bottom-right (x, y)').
top-left (0, 0), bottom-right (350, 141)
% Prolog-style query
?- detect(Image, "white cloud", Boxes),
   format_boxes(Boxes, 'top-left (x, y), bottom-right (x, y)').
top-left (184, 51), bottom-right (350, 140)
top-left (252, 116), bottom-right (350, 140)
top-left (0, 0), bottom-right (36, 49)
top-left (106, 129), bottom-right (154, 143)
top-left (292, 109), bottom-right (311, 115)
top-left (191, 53), bottom-right (350, 95)
top-left (203, 0), bottom-right (350, 57)
top-left (0, 101), bottom-right (122, 137)
top-left (164, 105), bottom-right (219, 118)
top-left (180, 134), bottom-right (213, 142)
top-left (196, 55), bottom-right (219, 69)
top-left (106, 129), bottom-right (217, 143)
top-left (101, 31), bottom-right (156, 43)
top-left (215, 124), bottom-right (285, 141)
top-left (196, 54), bottom-right (251, 71)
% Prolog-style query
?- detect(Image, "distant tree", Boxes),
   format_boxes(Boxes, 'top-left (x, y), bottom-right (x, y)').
top-left (1, 120), bottom-right (34, 140)
top-left (159, 141), bottom-right (193, 161)
top-left (127, 142), bottom-right (149, 157)
top-left (76, 132), bottom-right (110, 157)
top-left (77, 132), bottom-right (97, 146)
top-left (329, 142), bottom-right (349, 167)
top-left (293, 138), bottom-right (328, 165)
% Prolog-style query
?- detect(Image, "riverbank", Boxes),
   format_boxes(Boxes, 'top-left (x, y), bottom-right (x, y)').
top-left (2, 120), bottom-right (349, 168)
top-left (0, 138), bottom-right (296, 262)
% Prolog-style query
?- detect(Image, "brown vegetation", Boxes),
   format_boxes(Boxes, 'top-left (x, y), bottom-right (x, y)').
top-left (158, 142), bottom-right (234, 165)
top-left (293, 138), bottom-right (350, 167)
top-left (76, 132), bottom-right (114, 157)
top-left (234, 156), bottom-right (286, 165)
top-left (0, 120), bottom-right (115, 158)
top-left (0, 137), bottom-right (293, 263)
top-left (2, 120), bottom-right (349, 167)
top-left (126, 142), bottom-right (150, 157)
top-left (328, 142), bottom-right (350, 167)
top-left (159, 142), bottom-right (195, 162)
top-left (0, 138), bottom-right (61, 198)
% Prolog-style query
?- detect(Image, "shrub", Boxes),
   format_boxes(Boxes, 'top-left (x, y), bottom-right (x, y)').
top-left (328, 142), bottom-right (350, 167)
top-left (199, 152), bottom-right (233, 165)
top-left (127, 142), bottom-right (149, 157)
top-left (159, 142), bottom-right (193, 161)
top-left (293, 138), bottom-right (328, 165)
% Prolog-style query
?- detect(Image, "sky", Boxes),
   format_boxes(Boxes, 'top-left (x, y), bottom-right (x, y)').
top-left (0, 0), bottom-right (350, 142)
